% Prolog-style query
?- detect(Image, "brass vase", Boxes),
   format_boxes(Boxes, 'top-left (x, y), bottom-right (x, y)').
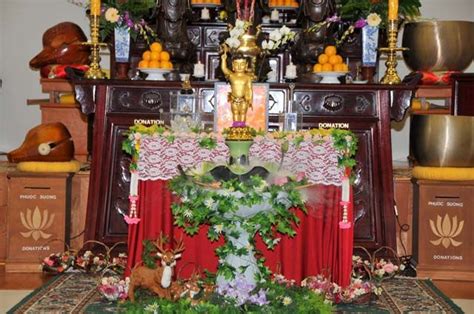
top-left (236, 32), bottom-right (261, 74)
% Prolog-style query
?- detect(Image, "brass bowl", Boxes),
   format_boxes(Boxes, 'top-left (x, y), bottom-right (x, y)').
top-left (410, 114), bottom-right (474, 167)
top-left (402, 20), bottom-right (474, 72)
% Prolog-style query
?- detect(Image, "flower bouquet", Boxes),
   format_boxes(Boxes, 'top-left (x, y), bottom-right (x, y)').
top-left (98, 276), bottom-right (130, 301)
top-left (42, 250), bottom-right (76, 274)
top-left (352, 246), bottom-right (402, 286)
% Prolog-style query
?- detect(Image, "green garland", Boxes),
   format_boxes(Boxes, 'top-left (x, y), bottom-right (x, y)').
top-left (169, 172), bottom-right (307, 281)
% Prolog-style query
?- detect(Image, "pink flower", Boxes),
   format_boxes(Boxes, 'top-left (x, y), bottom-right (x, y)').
top-left (43, 257), bottom-right (54, 266)
top-left (354, 18), bottom-right (367, 29)
top-left (383, 263), bottom-right (395, 273)
top-left (296, 172), bottom-right (305, 182)
top-left (273, 176), bottom-right (288, 186)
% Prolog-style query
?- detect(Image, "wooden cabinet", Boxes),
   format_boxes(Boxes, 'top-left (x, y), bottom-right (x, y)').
top-left (74, 80), bottom-right (416, 250)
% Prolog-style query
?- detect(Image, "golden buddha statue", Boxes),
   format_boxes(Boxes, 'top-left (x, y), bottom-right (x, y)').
top-left (221, 45), bottom-right (255, 127)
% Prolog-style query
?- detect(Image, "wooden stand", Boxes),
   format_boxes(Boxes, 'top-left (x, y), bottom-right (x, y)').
top-left (74, 79), bottom-right (417, 251)
top-left (30, 79), bottom-right (90, 162)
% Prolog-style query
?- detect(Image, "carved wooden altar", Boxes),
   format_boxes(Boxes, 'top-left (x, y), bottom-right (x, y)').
top-left (74, 79), bottom-right (416, 250)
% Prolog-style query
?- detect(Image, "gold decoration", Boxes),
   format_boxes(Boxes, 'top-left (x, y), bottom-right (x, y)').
top-left (379, 19), bottom-right (407, 84)
top-left (429, 214), bottom-right (464, 248)
top-left (84, 14), bottom-right (107, 79)
top-left (20, 206), bottom-right (55, 241)
top-left (225, 126), bottom-right (254, 141)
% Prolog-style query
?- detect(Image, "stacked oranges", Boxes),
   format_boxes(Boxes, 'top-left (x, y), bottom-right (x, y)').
top-left (313, 46), bottom-right (349, 73)
top-left (138, 42), bottom-right (173, 70)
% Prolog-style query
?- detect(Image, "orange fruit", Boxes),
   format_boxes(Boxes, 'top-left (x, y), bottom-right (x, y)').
top-left (317, 53), bottom-right (329, 64)
top-left (160, 51), bottom-right (171, 62)
top-left (341, 63), bottom-right (349, 72)
top-left (334, 63), bottom-right (345, 71)
top-left (324, 45), bottom-right (337, 57)
top-left (142, 50), bottom-right (151, 61)
top-left (149, 60), bottom-right (160, 68)
top-left (328, 55), bottom-right (340, 65)
top-left (138, 60), bottom-right (149, 68)
top-left (336, 55), bottom-right (343, 64)
top-left (322, 63), bottom-right (333, 72)
top-left (150, 42), bottom-right (162, 53)
top-left (150, 51), bottom-right (160, 61)
top-left (162, 61), bottom-right (173, 69)
top-left (313, 63), bottom-right (322, 72)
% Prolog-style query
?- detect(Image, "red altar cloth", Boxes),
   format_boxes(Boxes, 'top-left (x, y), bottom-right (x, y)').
top-left (127, 180), bottom-right (353, 287)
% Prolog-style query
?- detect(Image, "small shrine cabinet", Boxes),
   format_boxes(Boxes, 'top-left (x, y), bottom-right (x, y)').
top-left (74, 80), bottom-right (415, 250)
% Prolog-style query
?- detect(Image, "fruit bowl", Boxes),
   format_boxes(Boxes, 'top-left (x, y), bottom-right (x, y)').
top-left (138, 68), bottom-right (171, 81)
top-left (314, 71), bottom-right (348, 84)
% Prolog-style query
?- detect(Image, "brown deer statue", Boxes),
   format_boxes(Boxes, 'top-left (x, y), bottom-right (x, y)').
top-left (128, 235), bottom-right (185, 302)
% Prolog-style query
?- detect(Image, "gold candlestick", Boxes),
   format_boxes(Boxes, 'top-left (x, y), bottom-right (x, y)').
top-left (379, 19), bottom-right (407, 85)
top-left (84, 14), bottom-right (107, 79)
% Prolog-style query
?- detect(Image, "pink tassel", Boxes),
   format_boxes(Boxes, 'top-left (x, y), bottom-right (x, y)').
top-left (126, 195), bottom-right (140, 224)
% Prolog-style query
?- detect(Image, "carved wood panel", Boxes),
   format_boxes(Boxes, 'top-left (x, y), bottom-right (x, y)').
top-left (294, 91), bottom-right (376, 116)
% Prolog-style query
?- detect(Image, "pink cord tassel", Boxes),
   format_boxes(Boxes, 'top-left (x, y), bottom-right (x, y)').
top-left (125, 195), bottom-right (140, 224)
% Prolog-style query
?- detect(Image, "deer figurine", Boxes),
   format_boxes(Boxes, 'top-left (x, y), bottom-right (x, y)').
top-left (128, 235), bottom-right (185, 302)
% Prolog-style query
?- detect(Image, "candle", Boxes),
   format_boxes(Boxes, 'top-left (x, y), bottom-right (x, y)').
top-left (388, 0), bottom-right (398, 20)
top-left (285, 62), bottom-right (297, 79)
top-left (270, 9), bottom-right (279, 22)
top-left (90, 0), bottom-right (101, 16)
top-left (201, 7), bottom-right (210, 20)
top-left (193, 61), bottom-right (205, 78)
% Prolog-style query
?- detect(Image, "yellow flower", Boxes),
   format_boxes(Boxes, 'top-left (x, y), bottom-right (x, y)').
top-left (367, 13), bottom-right (382, 27)
top-left (105, 7), bottom-right (120, 23)
top-left (282, 296), bottom-right (292, 306)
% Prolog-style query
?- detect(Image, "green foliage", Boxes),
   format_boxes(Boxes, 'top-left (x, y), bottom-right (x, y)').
top-left (338, 0), bottom-right (422, 27)
top-left (119, 279), bottom-right (333, 313)
top-left (141, 239), bottom-right (159, 269)
top-left (169, 172), bottom-right (307, 281)
top-left (98, 0), bottom-right (157, 43)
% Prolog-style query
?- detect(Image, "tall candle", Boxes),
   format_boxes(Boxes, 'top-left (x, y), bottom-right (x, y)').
top-left (90, 0), bottom-right (101, 16)
top-left (388, 0), bottom-right (398, 20)
top-left (193, 61), bottom-right (205, 78)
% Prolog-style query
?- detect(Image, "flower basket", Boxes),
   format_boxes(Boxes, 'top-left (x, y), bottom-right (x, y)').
top-left (41, 239), bottom-right (77, 274)
top-left (97, 271), bottom-right (130, 302)
top-left (353, 246), bottom-right (401, 285)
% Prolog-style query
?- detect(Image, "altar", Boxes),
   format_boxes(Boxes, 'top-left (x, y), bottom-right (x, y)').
top-left (124, 128), bottom-right (356, 286)
top-left (74, 80), bottom-right (417, 254)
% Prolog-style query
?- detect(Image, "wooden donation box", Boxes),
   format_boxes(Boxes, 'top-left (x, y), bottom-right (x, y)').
top-left (74, 80), bottom-right (416, 251)
top-left (6, 172), bottom-right (72, 272)
top-left (413, 180), bottom-right (474, 281)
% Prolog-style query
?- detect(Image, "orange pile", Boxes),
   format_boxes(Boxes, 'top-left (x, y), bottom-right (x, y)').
top-left (138, 42), bottom-right (173, 70)
top-left (190, 0), bottom-right (221, 4)
top-left (313, 46), bottom-right (349, 73)
top-left (269, 0), bottom-right (298, 7)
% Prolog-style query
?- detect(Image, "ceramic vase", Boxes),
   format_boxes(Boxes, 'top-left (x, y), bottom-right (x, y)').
top-left (114, 26), bottom-right (131, 79)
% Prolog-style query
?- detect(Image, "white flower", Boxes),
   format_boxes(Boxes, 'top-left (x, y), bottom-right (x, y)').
top-left (204, 198), bottom-right (215, 208)
top-left (105, 7), bottom-right (120, 23)
top-left (235, 19), bottom-right (246, 29)
top-left (367, 13), bottom-right (382, 27)
top-left (261, 40), bottom-right (274, 50)
top-left (269, 29), bottom-right (282, 42)
top-left (183, 210), bottom-right (193, 218)
top-left (214, 224), bottom-right (224, 234)
top-left (225, 37), bottom-right (241, 49)
top-left (229, 27), bottom-right (245, 38)
top-left (282, 296), bottom-right (292, 306)
top-left (280, 25), bottom-right (291, 35)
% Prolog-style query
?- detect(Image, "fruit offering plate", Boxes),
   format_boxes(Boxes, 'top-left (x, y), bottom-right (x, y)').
top-left (314, 71), bottom-right (348, 84)
top-left (139, 68), bottom-right (171, 81)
